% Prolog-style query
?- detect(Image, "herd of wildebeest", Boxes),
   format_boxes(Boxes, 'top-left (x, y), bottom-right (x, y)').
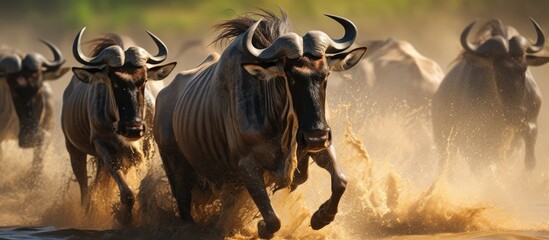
top-left (0, 9), bottom-right (548, 238)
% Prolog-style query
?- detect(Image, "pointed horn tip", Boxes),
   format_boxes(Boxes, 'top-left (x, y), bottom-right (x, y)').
top-left (462, 19), bottom-right (479, 35)
top-left (323, 13), bottom-right (341, 19)
top-left (468, 18), bottom-right (480, 27)
top-left (145, 30), bottom-right (165, 44)
top-left (245, 18), bottom-right (264, 36)
top-left (529, 17), bottom-right (544, 31)
top-left (145, 30), bottom-right (158, 38)
top-left (38, 38), bottom-right (49, 44)
top-left (253, 18), bottom-right (264, 27)
top-left (38, 38), bottom-right (59, 49)
top-left (323, 14), bottom-right (355, 24)
top-left (74, 27), bottom-right (87, 42)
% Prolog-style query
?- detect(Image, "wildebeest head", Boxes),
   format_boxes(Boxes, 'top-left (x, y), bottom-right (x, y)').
top-left (0, 41), bottom-right (69, 148)
top-left (71, 28), bottom-right (176, 140)
top-left (461, 18), bottom-right (549, 106)
top-left (241, 15), bottom-right (366, 152)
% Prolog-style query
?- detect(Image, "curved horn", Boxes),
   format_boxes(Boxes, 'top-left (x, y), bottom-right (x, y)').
top-left (145, 31), bottom-right (168, 64)
top-left (242, 18), bottom-right (264, 59)
top-left (73, 27), bottom-right (99, 66)
top-left (39, 39), bottom-right (65, 70)
top-left (323, 14), bottom-right (357, 54)
top-left (527, 17), bottom-right (545, 54)
top-left (241, 18), bottom-right (303, 61)
top-left (72, 27), bottom-right (124, 67)
top-left (461, 19), bottom-right (478, 53)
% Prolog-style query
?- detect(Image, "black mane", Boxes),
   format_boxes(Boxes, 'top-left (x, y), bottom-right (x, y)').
top-left (87, 33), bottom-right (125, 56)
top-left (212, 9), bottom-right (291, 49)
top-left (473, 18), bottom-right (508, 44)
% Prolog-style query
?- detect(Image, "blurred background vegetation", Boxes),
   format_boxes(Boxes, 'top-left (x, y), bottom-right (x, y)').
top-left (2, 0), bottom-right (549, 32)
top-left (1, 0), bottom-right (549, 70)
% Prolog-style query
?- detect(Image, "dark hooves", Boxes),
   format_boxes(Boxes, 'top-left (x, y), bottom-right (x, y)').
top-left (310, 209), bottom-right (335, 230)
top-left (116, 205), bottom-right (134, 226)
top-left (257, 220), bottom-right (276, 239)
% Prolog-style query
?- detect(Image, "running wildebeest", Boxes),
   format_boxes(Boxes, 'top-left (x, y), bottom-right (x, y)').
top-left (329, 38), bottom-right (444, 176)
top-left (432, 18), bottom-right (549, 171)
top-left (61, 28), bottom-right (176, 222)
top-left (154, 10), bottom-right (366, 238)
top-left (335, 37), bottom-right (444, 116)
top-left (0, 41), bottom-right (68, 174)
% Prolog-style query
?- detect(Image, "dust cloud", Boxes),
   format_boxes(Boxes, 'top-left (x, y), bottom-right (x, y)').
top-left (2, 8), bottom-right (549, 240)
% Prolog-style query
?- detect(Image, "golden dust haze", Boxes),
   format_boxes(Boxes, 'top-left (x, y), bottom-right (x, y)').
top-left (2, 0), bottom-right (549, 239)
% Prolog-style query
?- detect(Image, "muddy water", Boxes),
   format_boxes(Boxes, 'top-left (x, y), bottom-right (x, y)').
top-left (2, 26), bottom-right (549, 240)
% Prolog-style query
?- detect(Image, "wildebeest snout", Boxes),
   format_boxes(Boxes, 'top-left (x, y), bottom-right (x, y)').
top-left (116, 120), bottom-right (145, 139)
top-left (298, 128), bottom-right (332, 152)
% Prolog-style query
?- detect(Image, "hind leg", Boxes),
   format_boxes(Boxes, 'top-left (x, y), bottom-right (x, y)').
top-left (159, 146), bottom-right (196, 223)
top-left (66, 140), bottom-right (89, 205)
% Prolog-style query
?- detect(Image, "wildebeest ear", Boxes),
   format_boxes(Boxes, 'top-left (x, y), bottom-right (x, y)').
top-left (242, 62), bottom-right (281, 81)
top-left (72, 67), bottom-right (102, 83)
top-left (148, 62), bottom-right (177, 80)
top-left (44, 67), bottom-right (70, 81)
top-left (527, 55), bottom-right (549, 67)
top-left (328, 47), bottom-right (367, 72)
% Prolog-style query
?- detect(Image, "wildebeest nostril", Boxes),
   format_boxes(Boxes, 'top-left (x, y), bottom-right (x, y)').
top-left (115, 121), bottom-right (145, 139)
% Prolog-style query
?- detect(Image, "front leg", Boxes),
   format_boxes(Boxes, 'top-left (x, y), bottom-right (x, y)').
top-left (522, 121), bottom-right (537, 170)
top-left (94, 140), bottom-right (135, 225)
top-left (24, 131), bottom-right (50, 187)
top-left (33, 91), bottom-right (54, 175)
top-left (239, 155), bottom-right (280, 239)
top-left (31, 130), bottom-right (51, 173)
top-left (309, 145), bottom-right (347, 230)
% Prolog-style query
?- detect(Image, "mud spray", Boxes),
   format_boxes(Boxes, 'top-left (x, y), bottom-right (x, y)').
top-left (2, 76), bottom-right (549, 239)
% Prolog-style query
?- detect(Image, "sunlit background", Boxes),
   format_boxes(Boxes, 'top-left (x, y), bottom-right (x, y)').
top-left (3, 1), bottom-right (549, 239)
top-left (2, 0), bottom-right (549, 71)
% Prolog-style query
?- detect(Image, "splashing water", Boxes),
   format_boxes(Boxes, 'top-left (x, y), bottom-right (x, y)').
top-left (1, 95), bottom-right (549, 239)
